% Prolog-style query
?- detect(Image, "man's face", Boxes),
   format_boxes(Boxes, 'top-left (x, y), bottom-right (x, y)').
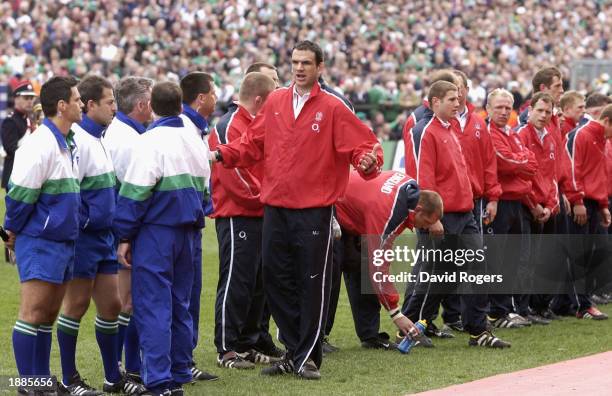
top-left (199, 83), bottom-right (218, 118)
top-left (564, 99), bottom-right (585, 122)
top-left (260, 67), bottom-right (280, 89)
top-left (434, 89), bottom-right (459, 121)
top-left (88, 87), bottom-right (116, 126)
top-left (291, 49), bottom-right (321, 94)
top-left (454, 78), bottom-right (468, 109)
top-left (14, 95), bottom-right (35, 113)
top-left (137, 89), bottom-right (154, 124)
top-left (529, 99), bottom-right (553, 130)
top-left (64, 86), bottom-right (84, 123)
top-left (414, 208), bottom-right (440, 229)
top-left (487, 95), bottom-right (513, 128)
top-left (542, 75), bottom-right (564, 104)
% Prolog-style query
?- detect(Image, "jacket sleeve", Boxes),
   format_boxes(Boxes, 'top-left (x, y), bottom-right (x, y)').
top-left (482, 126), bottom-right (502, 201)
top-left (1, 118), bottom-right (21, 157)
top-left (333, 104), bottom-right (383, 180)
top-left (402, 114), bottom-right (416, 170)
top-left (491, 130), bottom-right (534, 176)
top-left (217, 106), bottom-right (266, 169)
top-left (566, 134), bottom-right (586, 205)
top-left (4, 142), bottom-right (49, 233)
top-left (414, 131), bottom-right (437, 191)
top-left (366, 230), bottom-right (403, 312)
top-left (113, 138), bottom-right (161, 240)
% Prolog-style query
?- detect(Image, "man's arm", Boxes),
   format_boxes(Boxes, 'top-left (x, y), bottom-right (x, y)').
top-left (216, 107), bottom-right (266, 169)
top-left (4, 142), bottom-right (47, 234)
top-left (333, 106), bottom-right (383, 179)
top-left (1, 118), bottom-right (21, 158)
top-left (482, 126), bottom-right (502, 202)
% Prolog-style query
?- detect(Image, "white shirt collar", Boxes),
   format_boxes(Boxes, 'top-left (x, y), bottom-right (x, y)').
top-left (293, 86), bottom-right (310, 119)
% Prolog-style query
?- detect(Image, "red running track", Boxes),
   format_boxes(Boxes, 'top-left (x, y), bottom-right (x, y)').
top-left (414, 351), bottom-right (612, 396)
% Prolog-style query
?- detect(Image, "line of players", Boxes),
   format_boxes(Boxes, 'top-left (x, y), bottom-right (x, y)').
top-left (5, 41), bottom-right (612, 396)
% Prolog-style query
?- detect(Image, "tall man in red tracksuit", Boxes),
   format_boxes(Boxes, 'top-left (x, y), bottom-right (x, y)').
top-left (516, 93), bottom-right (561, 320)
top-left (562, 104), bottom-right (612, 320)
top-left (210, 41), bottom-right (384, 379)
top-left (403, 80), bottom-right (510, 348)
top-left (332, 170), bottom-right (442, 349)
top-left (486, 88), bottom-right (539, 328)
top-left (208, 72), bottom-right (278, 369)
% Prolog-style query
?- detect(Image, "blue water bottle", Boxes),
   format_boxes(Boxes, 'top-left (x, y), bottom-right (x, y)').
top-left (398, 320), bottom-right (427, 354)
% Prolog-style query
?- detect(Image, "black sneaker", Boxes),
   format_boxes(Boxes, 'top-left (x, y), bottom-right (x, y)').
top-left (260, 356), bottom-right (294, 376)
top-left (488, 314), bottom-right (526, 329)
top-left (217, 351), bottom-right (255, 369)
top-left (103, 374), bottom-right (151, 395)
top-left (322, 337), bottom-right (339, 354)
top-left (469, 331), bottom-right (511, 348)
top-left (253, 339), bottom-right (285, 358)
top-left (296, 359), bottom-right (320, 380)
top-left (442, 320), bottom-right (464, 332)
top-left (58, 372), bottom-right (103, 396)
top-left (238, 349), bottom-right (281, 364)
top-left (539, 309), bottom-right (561, 321)
top-left (169, 387), bottom-right (183, 396)
top-left (526, 313), bottom-right (551, 325)
top-left (18, 387), bottom-right (58, 396)
top-left (190, 363), bottom-right (218, 381)
top-left (425, 322), bottom-right (454, 338)
top-left (361, 337), bottom-right (398, 350)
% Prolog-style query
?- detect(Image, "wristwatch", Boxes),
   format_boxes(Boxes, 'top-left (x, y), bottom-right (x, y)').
top-left (215, 150), bottom-right (223, 162)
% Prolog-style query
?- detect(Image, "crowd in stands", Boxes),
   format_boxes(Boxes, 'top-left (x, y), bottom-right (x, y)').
top-left (1, 0), bottom-right (611, 139)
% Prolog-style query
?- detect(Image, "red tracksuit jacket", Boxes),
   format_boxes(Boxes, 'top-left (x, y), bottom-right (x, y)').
top-left (218, 82), bottom-right (383, 208)
top-left (450, 103), bottom-right (502, 201)
top-left (404, 115), bottom-right (473, 212)
top-left (564, 120), bottom-right (609, 208)
top-left (336, 170), bottom-right (418, 312)
top-left (606, 140), bottom-right (612, 198)
top-left (209, 103), bottom-right (263, 217)
top-left (517, 123), bottom-right (559, 213)
top-left (560, 117), bottom-right (577, 138)
top-left (488, 121), bottom-right (538, 208)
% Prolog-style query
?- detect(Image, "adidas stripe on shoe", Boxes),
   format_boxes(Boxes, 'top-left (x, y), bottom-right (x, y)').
top-left (469, 331), bottom-right (511, 349)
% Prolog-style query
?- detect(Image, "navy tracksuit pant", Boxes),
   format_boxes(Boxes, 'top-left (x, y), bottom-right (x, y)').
top-left (263, 206), bottom-right (333, 373)
top-left (132, 224), bottom-right (196, 388)
top-left (485, 200), bottom-right (531, 318)
top-left (214, 217), bottom-right (265, 354)
top-left (325, 232), bottom-right (382, 342)
top-left (189, 230), bottom-right (202, 355)
top-left (402, 212), bottom-right (489, 336)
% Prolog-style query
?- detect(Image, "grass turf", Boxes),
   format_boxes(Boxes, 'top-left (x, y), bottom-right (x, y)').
top-left (0, 198), bottom-right (610, 395)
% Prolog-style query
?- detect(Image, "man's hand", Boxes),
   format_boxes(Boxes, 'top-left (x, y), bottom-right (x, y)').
top-left (392, 313), bottom-right (419, 338)
top-left (4, 230), bottom-right (16, 251)
top-left (530, 204), bottom-right (544, 221)
top-left (428, 220), bottom-right (444, 236)
top-left (209, 150), bottom-right (219, 162)
top-left (539, 207), bottom-right (551, 224)
top-left (573, 204), bottom-right (587, 226)
top-left (117, 242), bottom-right (132, 268)
top-left (485, 201), bottom-right (498, 224)
top-left (359, 143), bottom-right (381, 174)
top-left (600, 208), bottom-right (611, 228)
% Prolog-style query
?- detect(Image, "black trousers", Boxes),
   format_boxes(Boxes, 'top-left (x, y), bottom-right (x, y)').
top-left (402, 212), bottom-right (488, 336)
top-left (325, 232), bottom-right (382, 342)
top-left (214, 217), bottom-right (265, 354)
top-left (486, 200), bottom-right (531, 318)
top-left (262, 206), bottom-right (333, 373)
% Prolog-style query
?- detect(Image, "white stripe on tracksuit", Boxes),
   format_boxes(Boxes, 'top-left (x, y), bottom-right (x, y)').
top-left (297, 209), bottom-right (333, 373)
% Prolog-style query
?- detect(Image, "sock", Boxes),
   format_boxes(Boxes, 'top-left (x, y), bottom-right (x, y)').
top-left (34, 323), bottom-right (53, 375)
top-left (95, 316), bottom-right (121, 383)
top-left (117, 312), bottom-right (130, 365)
top-left (57, 314), bottom-right (80, 384)
top-left (124, 319), bottom-right (141, 374)
top-left (13, 320), bottom-right (39, 375)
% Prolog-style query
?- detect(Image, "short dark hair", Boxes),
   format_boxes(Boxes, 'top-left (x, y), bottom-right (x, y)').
top-left (40, 76), bottom-right (79, 118)
top-left (531, 92), bottom-right (554, 109)
top-left (430, 70), bottom-right (458, 85)
top-left (246, 62), bottom-right (276, 74)
top-left (428, 80), bottom-right (457, 105)
top-left (585, 93), bottom-right (612, 109)
top-left (418, 190), bottom-right (444, 219)
top-left (180, 72), bottom-right (214, 105)
top-left (292, 40), bottom-right (323, 65)
top-left (78, 75), bottom-right (113, 113)
top-left (151, 81), bottom-right (182, 117)
top-left (532, 67), bottom-right (562, 93)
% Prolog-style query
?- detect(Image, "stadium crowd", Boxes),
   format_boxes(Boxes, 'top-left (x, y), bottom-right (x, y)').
top-left (1, 0), bottom-right (611, 139)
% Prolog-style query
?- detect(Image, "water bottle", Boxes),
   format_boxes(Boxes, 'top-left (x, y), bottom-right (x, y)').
top-left (398, 320), bottom-right (427, 354)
